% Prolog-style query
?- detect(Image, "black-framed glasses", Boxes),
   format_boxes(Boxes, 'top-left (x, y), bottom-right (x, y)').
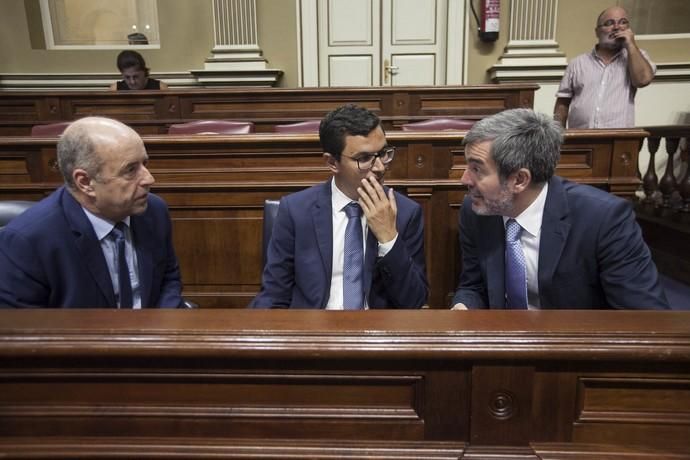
top-left (597, 18), bottom-right (629, 28)
top-left (344, 146), bottom-right (396, 171)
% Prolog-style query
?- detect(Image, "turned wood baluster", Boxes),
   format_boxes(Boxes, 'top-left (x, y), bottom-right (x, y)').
top-left (642, 136), bottom-right (660, 204)
top-left (658, 137), bottom-right (679, 209)
top-left (678, 137), bottom-right (690, 212)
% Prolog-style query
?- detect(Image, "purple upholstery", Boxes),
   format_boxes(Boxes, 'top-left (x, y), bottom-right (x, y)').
top-left (401, 118), bottom-right (476, 131)
top-left (273, 120), bottom-right (321, 133)
top-left (168, 120), bottom-right (255, 135)
top-left (30, 122), bottom-right (71, 137)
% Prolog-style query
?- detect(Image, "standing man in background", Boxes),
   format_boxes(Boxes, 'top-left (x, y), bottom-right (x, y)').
top-left (554, 6), bottom-right (655, 128)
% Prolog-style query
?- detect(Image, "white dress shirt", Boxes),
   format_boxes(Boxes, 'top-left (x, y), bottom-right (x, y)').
top-left (326, 178), bottom-right (397, 309)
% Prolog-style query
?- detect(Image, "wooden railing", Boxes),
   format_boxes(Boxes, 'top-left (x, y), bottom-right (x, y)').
top-left (0, 309), bottom-right (689, 458)
top-left (636, 125), bottom-right (690, 285)
top-left (0, 129), bottom-right (647, 307)
top-left (639, 125), bottom-right (690, 215)
top-left (0, 84), bottom-right (537, 135)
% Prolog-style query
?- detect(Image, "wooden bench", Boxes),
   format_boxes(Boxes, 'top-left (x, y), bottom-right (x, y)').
top-left (0, 84), bottom-right (538, 135)
top-left (0, 129), bottom-right (646, 307)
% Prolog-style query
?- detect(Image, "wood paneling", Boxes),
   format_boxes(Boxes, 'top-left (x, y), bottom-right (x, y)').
top-left (0, 85), bottom-right (538, 135)
top-left (0, 309), bottom-right (688, 458)
top-left (0, 129), bottom-right (647, 307)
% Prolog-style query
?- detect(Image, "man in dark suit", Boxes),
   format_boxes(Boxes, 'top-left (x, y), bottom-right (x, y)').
top-left (0, 117), bottom-right (183, 308)
top-left (251, 104), bottom-right (427, 309)
top-left (452, 108), bottom-right (668, 310)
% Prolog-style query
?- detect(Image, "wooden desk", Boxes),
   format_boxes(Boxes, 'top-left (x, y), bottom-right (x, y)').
top-left (0, 84), bottom-right (537, 135)
top-left (1, 309), bottom-right (688, 459)
top-left (0, 129), bottom-right (646, 307)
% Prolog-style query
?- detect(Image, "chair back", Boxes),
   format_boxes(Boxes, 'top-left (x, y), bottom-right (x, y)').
top-left (262, 199), bottom-right (281, 268)
top-left (168, 120), bottom-right (255, 135)
top-left (273, 120), bottom-right (321, 134)
top-left (0, 201), bottom-right (35, 230)
top-left (401, 118), bottom-right (476, 131)
top-left (30, 122), bottom-right (71, 137)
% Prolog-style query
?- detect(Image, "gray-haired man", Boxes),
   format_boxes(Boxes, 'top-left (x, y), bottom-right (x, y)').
top-left (453, 108), bottom-right (668, 310)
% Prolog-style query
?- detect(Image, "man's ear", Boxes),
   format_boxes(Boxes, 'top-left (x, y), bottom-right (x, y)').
top-left (73, 169), bottom-right (96, 197)
top-left (511, 168), bottom-right (532, 194)
top-left (323, 153), bottom-right (339, 174)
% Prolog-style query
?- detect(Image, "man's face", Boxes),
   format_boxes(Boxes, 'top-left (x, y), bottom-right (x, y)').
top-left (460, 140), bottom-right (514, 216)
top-left (89, 134), bottom-right (155, 222)
top-left (329, 126), bottom-right (388, 201)
top-left (595, 7), bottom-right (630, 49)
top-left (121, 67), bottom-right (148, 90)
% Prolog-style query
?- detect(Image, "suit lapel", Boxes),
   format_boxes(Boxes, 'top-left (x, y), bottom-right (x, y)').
top-left (538, 177), bottom-right (571, 300)
top-left (130, 216), bottom-right (153, 306)
top-left (61, 188), bottom-right (116, 305)
top-left (485, 216), bottom-right (507, 308)
top-left (312, 182), bottom-right (333, 283)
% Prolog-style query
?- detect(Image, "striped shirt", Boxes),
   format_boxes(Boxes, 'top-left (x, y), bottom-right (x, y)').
top-left (556, 47), bottom-right (656, 128)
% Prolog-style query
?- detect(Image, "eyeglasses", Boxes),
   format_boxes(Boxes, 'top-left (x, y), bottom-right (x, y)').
top-left (343, 146), bottom-right (396, 171)
top-left (597, 18), bottom-right (629, 28)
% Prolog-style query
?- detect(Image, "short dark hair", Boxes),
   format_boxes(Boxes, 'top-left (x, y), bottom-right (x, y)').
top-left (116, 50), bottom-right (149, 76)
top-left (319, 104), bottom-right (381, 160)
top-left (464, 108), bottom-right (563, 184)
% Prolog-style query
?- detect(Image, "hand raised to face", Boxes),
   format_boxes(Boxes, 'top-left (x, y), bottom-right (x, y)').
top-left (357, 176), bottom-right (398, 244)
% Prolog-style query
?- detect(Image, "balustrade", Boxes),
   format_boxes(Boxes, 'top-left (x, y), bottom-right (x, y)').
top-left (638, 125), bottom-right (690, 217)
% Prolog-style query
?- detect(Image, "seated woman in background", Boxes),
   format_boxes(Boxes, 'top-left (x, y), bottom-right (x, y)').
top-left (109, 50), bottom-right (168, 91)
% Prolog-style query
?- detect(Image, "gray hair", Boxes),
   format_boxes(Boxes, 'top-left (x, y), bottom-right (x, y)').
top-left (464, 108), bottom-right (563, 184)
top-left (57, 120), bottom-right (105, 189)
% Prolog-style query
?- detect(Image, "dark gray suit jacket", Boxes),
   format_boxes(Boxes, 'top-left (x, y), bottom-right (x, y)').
top-left (452, 176), bottom-right (669, 309)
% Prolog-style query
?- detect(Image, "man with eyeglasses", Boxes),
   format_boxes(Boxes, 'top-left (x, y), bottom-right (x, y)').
top-left (554, 6), bottom-right (655, 128)
top-left (0, 117), bottom-right (184, 308)
top-left (251, 104), bottom-right (428, 309)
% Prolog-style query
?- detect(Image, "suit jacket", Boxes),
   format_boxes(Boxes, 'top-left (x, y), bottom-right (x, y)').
top-left (251, 180), bottom-right (428, 308)
top-left (452, 176), bottom-right (669, 310)
top-left (0, 186), bottom-right (183, 308)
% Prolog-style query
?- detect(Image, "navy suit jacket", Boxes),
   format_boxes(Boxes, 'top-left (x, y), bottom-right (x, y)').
top-left (452, 176), bottom-right (669, 309)
top-left (0, 186), bottom-right (183, 308)
top-left (251, 180), bottom-right (428, 308)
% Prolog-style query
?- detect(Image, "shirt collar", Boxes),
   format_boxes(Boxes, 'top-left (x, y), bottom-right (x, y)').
top-left (82, 207), bottom-right (132, 241)
top-left (330, 177), bottom-right (357, 213)
top-left (503, 182), bottom-right (548, 238)
top-left (592, 45), bottom-right (625, 63)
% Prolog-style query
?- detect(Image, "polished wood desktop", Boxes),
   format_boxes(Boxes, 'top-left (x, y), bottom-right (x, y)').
top-left (0, 309), bottom-right (689, 459)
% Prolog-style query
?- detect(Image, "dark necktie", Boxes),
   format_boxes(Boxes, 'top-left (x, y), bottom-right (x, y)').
top-left (505, 218), bottom-right (527, 309)
top-left (343, 202), bottom-right (364, 310)
top-left (111, 222), bottom-right (133, 308)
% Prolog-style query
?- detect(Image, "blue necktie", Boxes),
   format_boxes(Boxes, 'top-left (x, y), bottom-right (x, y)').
top-left (343, 202), bottom-right (364, 309)
top-left (505, 219), bottom-right (527, 309)
top-left (111, 222), bottom-right (133, 308)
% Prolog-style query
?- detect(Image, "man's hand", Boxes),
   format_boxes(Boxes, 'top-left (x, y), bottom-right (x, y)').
top-left (611, 28), bottom-right (636, 49)
top-left (451, 303), bottom-right (469, 310)
top-left (358, 176), bottom-right (398, 244)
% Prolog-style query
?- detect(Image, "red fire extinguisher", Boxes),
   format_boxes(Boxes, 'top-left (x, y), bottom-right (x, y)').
top-left (471, 0), bottom-right (500, 42)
